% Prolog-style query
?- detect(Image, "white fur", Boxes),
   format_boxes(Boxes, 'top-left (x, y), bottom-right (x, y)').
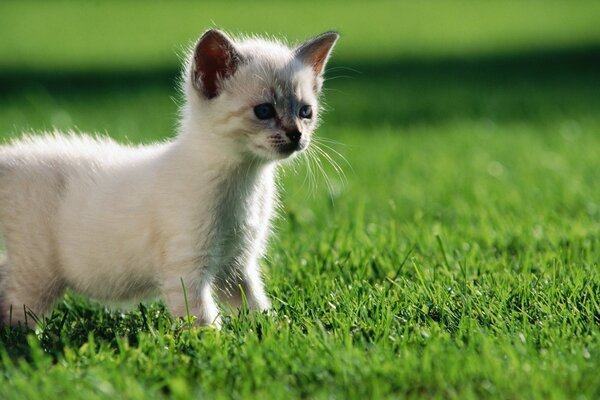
top-left (0, 30), bottom-right (338, 327)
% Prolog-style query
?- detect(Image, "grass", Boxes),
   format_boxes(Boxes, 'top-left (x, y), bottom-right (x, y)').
top-left (1, 1), bottom-right (600, 399)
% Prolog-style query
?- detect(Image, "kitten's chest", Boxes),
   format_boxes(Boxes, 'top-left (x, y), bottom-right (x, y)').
top-left (205, 171), bottom-right (273, 266)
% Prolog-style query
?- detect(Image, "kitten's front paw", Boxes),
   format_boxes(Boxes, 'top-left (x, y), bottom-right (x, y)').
top-left (197, 313), bottom-right (222, 329)
top-left (247, 292), bottom-right (271, 312)
top-left (264, 307), bottom-right (277, 318)
top-left (258, 299), bottom-right (272, 312)
top-left (180, 313), bottom-right (222, 329)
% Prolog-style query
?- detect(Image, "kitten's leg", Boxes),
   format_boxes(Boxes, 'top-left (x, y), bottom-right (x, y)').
top-left (0, 257), bottom-right (65, 327)
top-left (162, 273), bottom-right (221, 328)
top-left (216, 261), bottom-right (271, 313)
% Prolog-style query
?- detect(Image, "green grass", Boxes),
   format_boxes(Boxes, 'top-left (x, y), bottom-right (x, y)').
top-left (1, 1), bottom-right (600, 399)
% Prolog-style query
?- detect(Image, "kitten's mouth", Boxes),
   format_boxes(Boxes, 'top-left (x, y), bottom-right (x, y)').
top-left (277, 141), bottom-right (306, 156)
top-left (252, 142), bottom-right (306, 161)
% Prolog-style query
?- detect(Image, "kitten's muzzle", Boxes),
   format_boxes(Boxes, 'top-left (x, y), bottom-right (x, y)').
top-left (276, 129), bottom-right (306, 155)
top-left (285, 129), bottom-right (302, 146)
top-left (266, 128), bottom-right (306, 157)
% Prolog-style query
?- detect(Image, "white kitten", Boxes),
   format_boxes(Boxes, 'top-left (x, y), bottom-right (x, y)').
top-left (0, 29), bottom-right (338, 328)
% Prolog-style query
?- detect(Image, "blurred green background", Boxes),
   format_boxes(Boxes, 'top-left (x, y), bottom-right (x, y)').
top-left (2, 0), bottom-right (600, 69)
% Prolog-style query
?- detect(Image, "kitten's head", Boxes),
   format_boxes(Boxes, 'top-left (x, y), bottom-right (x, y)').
top-left (184, 29), bottom-right (338, 162)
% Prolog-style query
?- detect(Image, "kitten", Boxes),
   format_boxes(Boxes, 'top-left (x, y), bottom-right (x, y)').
top-left (0, 29), bottom-right (338, 328)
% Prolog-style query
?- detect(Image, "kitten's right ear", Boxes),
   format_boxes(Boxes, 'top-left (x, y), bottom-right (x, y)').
top-left (295, 31), bottom-right (339, 77)
top-left (192, 29), bottom-right (242, 99)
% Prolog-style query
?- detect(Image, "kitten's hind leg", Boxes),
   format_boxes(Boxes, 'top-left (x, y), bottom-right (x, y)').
top-left (0, 258), bottom-right (65, 327)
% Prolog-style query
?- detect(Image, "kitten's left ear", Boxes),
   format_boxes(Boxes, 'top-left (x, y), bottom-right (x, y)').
top-left (192, 29), bottom-right (242, 99)
top-left (295, 31), bottom-right (339, 76)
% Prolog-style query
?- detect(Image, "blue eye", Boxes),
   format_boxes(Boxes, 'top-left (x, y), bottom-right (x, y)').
top-left (299, 105), bottom-right (313, 119)
top-left (254, 103), bottom-right (276, 120)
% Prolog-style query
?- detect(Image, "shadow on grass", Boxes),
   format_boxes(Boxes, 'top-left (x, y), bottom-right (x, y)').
top-left (1, 44), bottom-right (599, 128)
top-left (325, 44), bottom-right (600, 127)
top-left (0, 296), bottom-right (172, 363)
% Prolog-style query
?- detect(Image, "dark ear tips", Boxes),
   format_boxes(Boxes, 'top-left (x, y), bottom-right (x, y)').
top-left (192, 29), bottom-right (242, 99)
top-left (295, 31), bottom-right (340, 76)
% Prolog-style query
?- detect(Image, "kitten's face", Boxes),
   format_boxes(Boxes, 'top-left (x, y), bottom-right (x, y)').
top-left (226, 60), bottom-right (320, 161)
top-left (188, 30), bottom-right (338, 163)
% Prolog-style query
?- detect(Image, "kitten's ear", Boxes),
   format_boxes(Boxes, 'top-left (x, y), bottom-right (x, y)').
top-left (295, 31), bottom-right (339, 76)
top-left (192, 29), bottom-right (242, 99)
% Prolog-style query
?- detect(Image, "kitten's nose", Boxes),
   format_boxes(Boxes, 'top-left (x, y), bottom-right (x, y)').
top-left (285, 129), bottom-right (302, 145)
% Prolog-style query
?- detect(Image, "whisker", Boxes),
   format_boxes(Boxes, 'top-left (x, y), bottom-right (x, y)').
top-left (312, 143), bottom-right (347, 184)
top-left (308, 150), bottom-right (320, 198)
top-left (310, 143), bottom-right (342, 200)
top-left (301, 149), bottom-right (316, 198)
top-left (326, 66), bottom-right (362, 74)
top-left (324, 74), bottom-right (356, 81)
top-left (312, 140), bottom-right (353, 173)
top-left (313, 136), bottom-right (348, 146)
top-left (308, 146), bottom-right (323, 197)
top-left (314, 152), bottom-right (337, 202)
top-left (321, 87), bottom-right (346, 95)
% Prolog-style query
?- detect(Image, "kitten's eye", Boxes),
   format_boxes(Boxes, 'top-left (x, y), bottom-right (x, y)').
top-left (299, 105), bottom-right (313, 119)
top-left (254, 103), bottom-right (276, 120)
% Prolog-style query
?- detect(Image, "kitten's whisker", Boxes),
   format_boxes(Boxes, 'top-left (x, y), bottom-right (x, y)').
top-left (312, 140), bottom-right (352, 173)
top-left (311, 143), bottom-right (347, 184)
top-left (324, 74), bottom-right (355, 81)
top-left (305, 147), bottom-right (320, 197)
top-left (313, 136), bottom-right (347, 146)
top-left (314, 151), bottom-right (336, 199)
top-left (299, 150), bottom-right (314, 197)
top-left (326, 66), bottom-right (362, 74)
top-left (305, 144), bottom-right (336, 198)
top-left (321, 88), bottom-right (345, 95)
top-left (299, 152), bottom-right (309, 193)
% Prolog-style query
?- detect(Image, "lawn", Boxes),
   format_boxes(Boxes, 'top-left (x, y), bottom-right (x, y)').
top-left (1, 1), bottom-right (600, 399)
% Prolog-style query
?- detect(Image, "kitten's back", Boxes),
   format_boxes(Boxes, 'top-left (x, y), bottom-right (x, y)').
top-left (0, 133), bottom-right (156, 225)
